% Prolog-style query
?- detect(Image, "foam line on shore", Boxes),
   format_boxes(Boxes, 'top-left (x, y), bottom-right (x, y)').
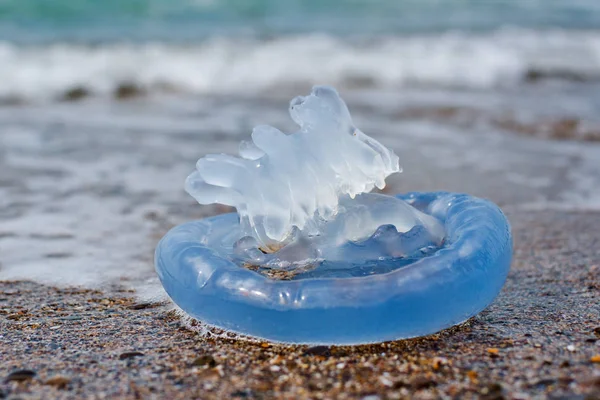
top-left (1, 29), bottom-right (599, 102)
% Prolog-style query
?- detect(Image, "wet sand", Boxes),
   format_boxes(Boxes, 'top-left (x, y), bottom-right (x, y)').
top-left (1, 209), bottom-right (599, 399)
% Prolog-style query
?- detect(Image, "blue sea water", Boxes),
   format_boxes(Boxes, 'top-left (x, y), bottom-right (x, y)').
top-left (1, 0), bottom-right (599, 42)
top-left (0, 0), bottom-right (599, 101)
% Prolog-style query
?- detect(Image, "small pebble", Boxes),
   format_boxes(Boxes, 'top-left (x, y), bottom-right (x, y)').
top-left (303, 346), bottom-right (331, 357)
top-left (466, 370), bottom-right (478, 383)
top-left (193, 355), bottom-right (217, 367)
top-left (487, 348), bottom-right (500, 357)
top-left (378, 376), bottom-right (393, 387)
top-left (128, 302), bottom-right (160, 310)
top-left (231, 389), bottom-right (254, 398)
top-left (480, 382), bottom-right (503, 397)
top-left (45, 376), bottom-right (71, 389)
top-left (412, 377), bottom-right (437, 389)
top-left (432, 356), bottom-right (449, 369)
top-left (532, 378), bottom-right (555, 388)
top-left (5, 369), bottom-right (36, 383)
top-left (119, 351), bottom-right (144, 360)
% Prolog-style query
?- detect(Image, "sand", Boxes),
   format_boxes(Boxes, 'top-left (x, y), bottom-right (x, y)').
top-left (1, 209), bottom-right (599, 399)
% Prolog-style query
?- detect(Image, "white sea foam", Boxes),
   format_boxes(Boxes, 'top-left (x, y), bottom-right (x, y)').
top-left (1, 29), bottom-right (599, 102)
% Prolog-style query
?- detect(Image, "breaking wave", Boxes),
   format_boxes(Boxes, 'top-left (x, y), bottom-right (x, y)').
top-left (1, 29), bottom-right (599, 102)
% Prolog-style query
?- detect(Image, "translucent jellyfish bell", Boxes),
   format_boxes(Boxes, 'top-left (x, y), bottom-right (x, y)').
top-left (156, 86), bottom-right (512, 345)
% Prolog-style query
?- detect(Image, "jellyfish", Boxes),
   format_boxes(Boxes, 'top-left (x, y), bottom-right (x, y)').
top-left (155, 86), bottom-right (512, 344)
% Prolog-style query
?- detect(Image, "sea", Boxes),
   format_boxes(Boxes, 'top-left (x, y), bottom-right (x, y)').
top-left (1, 0), bottom-right (600, 294)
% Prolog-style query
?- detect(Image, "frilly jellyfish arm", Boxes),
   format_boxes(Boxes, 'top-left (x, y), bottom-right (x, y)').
top-left (185, 86), bottom-right (403, 249)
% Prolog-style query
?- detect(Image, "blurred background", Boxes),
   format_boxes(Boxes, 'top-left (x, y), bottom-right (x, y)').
top-left (2, 0), bottom-right (600, 100)
top-left (1, 0), bottom-right (600, 287)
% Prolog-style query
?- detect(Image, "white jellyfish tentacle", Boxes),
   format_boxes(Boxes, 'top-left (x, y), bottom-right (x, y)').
top-left (185, 85), bottom-right (402, 250)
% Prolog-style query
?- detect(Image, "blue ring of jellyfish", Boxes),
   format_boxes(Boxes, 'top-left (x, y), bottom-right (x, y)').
top-left (155, 192), bottom-right (512, 345)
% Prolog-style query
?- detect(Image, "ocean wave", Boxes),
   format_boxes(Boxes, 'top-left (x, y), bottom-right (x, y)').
top-left (3, 0), bottom-right (600, 43)
top-left (1, 29), bottom-right (599, 102)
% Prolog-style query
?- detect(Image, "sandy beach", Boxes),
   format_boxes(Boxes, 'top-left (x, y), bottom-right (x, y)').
top-left (1, 90), bottom-right (600, 400)
top-left (1, 89), bottom-right (600, 400)
top-left (2, 208), bottom-right (599, 399)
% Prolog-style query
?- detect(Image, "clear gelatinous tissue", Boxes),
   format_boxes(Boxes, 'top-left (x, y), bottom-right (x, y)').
top-left (155, 86), bottom-right (512, 344)
top-left (185, 86), bottom-right (444, 263)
